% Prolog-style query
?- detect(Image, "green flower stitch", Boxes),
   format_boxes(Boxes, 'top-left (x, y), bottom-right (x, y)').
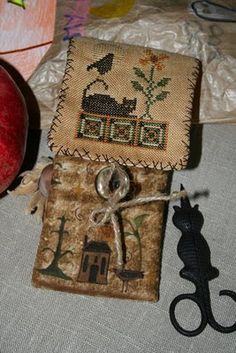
top-left (131, 49), bottom-right (171, 120)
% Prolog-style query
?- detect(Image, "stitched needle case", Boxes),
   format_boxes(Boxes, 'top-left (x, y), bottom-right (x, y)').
top-left (33, 37), bottom-right (200, 301)
top-left (48, 37), bottom-right (200, 170)
top-left (32, 156), bottom-right (170, 301)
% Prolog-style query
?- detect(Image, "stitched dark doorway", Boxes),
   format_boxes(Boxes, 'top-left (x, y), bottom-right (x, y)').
top-left (89, 264), bottom-right (99, 283)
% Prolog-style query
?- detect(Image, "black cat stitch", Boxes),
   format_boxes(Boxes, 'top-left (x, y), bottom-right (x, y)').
top-left (48, 37), bottom-right (200, 170)
top-left (170, 186), bottom-right (236, 337)
top-left (13, 37), bottom-right (201, 304)
top-left (81, 78), bottom-right (137, 117)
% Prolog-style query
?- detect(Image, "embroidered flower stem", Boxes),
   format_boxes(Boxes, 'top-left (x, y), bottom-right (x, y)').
top-left (143, 65), bottom-right (155, 119)
top-left (131, 50), bottom-right (171, 120)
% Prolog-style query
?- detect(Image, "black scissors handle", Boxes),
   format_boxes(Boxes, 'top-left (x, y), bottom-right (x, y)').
top-left (170, 187), bottom-right (236, 336)
top-left (169, 293), bottom-right (207, 337)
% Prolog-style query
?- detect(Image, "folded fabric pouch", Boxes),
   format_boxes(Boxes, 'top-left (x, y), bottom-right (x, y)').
top-left (32, 156), bottom-right (170, 301)
top-left (48, 37), bottom-right (200, 170)
top-left (33, 37), bottom-right (200, 301)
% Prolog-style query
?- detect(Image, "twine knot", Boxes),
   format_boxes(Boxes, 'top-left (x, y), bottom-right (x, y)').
top-left (90, 164), bottom-right (187, 270)
top-left (90, 205), bottom-right (114, 226)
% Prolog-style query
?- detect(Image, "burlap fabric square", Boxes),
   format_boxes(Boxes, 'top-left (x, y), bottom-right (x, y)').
top-left (48, 37), bottom-right (200, 170)
top-left (32, 156), bottom-right (170, 301)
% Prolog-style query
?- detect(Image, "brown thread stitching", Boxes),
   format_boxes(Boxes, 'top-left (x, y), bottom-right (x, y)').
top-left (48, 38), bottom-right (76, 150)
top-left (54, 145), bottom-right (191, 170)
top-left (50, 43), bottom-right (200, 171)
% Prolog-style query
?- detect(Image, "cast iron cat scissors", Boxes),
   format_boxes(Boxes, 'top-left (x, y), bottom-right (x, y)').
top-left (169, 185), bottom-right (236, 337)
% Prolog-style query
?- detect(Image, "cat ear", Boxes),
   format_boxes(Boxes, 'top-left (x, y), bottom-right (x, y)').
top-left (194, 204), bottom-right (199, 210)
top-left (173, 206), bottom-right (181, 212)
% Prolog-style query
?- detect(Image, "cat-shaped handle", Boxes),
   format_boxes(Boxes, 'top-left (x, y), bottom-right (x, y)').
top-left (169, 185), bottom-right (236, 336)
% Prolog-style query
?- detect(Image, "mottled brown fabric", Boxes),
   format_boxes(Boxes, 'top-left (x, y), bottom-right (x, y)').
top-left (48, 37), bottom-right (200, 170)
top-left (32, 156), bottom-right (170, 301)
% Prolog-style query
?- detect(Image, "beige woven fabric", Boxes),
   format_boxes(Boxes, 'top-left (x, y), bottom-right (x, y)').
top-left (32, 156), bottom-right (170, 302)
top-left (49, 37), bottom-right (200, 170)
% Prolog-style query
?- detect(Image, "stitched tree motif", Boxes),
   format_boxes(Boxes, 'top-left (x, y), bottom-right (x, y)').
top-left (124, 214), bottom-right (149, 271)
top-left (131, 49), bottom-right (171, 120)
top-left (38, 216), bottom-right (73, 280)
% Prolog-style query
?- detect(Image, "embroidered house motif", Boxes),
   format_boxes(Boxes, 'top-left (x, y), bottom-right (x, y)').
top-left (32, 157), bottom-right (170, 301)
top-left (77, 236), bottom-right (111, 284)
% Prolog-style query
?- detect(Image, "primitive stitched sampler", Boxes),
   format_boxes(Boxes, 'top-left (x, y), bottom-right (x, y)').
top-left (32, 156), bottom-right (170, 301)
top-left (33, 38), bottom-right (200, 301)
top-left (48, 37), bottom-right (200, 170)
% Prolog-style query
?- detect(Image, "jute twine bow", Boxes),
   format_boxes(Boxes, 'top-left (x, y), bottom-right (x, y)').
top-left (90, 164), bottom-right (186, 270)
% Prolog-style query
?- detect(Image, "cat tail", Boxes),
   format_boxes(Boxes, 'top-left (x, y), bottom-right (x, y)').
top-left (83, 79), bottom-right (109, 98)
